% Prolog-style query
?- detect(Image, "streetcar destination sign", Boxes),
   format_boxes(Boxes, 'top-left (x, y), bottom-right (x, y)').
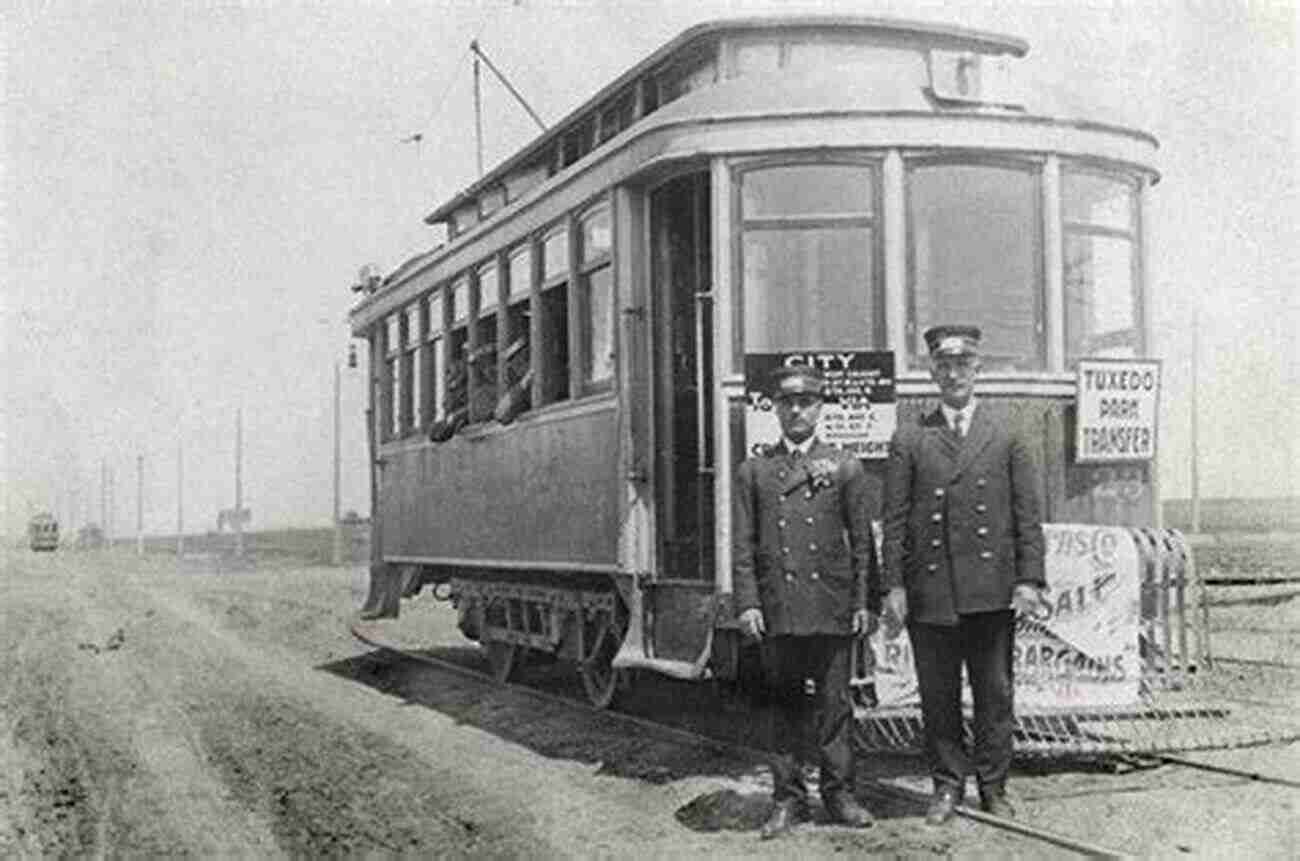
top-left (1074, 358), bottom-right (1161, 463)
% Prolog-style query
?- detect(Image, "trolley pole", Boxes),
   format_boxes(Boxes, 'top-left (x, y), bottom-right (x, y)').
top-left (234, 407), bottom-right (244, 559)
top-left (333, 360), bottom-right (343, 566)
top-left (177, 439), bottom-right (184, 558)
top-left (136, 454), bottom-right (144, 556)
top-left (472, 49), bottom-right (484, 178)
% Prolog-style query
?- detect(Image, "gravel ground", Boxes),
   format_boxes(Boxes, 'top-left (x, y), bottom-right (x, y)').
top-left (1, 547), bottom-right (1296, 857)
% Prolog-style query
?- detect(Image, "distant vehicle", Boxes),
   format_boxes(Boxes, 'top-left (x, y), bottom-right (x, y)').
top-left (28, 513), bottom-right (59, 552)
top-left (75, 524), bottom-right (107, 551)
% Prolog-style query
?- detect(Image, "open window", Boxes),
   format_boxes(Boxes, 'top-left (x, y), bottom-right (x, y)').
top-left (402, 302), bottom-right (422, 435)
top-left (384, 313), bottom-right (401, 441)
top-left (578, 201), bottom-right (615, 393)
top-left (470, 260), bottom-right (500, 423)
top-left (446, 276), bottom-right (471, 430)
top-left (497, 242), bottom-right (534, 422)
top-left (539, 223), bottom-right (571, 405)
top-left (424, 290), bottom-right (446, 428)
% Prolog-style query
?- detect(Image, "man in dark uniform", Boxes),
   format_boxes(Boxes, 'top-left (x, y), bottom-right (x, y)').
top-left (733, 363), bottom-right (879, 839)
top-left (881, 325), bottom-right (1046, 823)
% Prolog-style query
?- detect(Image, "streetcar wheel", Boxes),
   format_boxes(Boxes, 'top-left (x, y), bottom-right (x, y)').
top-left (485, 639), bottom-right (518, 684)
top-left (579, 608), bottom-right (627, 709)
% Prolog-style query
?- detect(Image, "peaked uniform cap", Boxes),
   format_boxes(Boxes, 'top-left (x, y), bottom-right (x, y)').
top-left (769, 363), bottom-right (826, 399)
top-left (923, 325), bottom-right (982, 357)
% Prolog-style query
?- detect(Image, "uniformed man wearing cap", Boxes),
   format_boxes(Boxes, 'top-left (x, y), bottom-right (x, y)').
top-left (733, 362), bottom-right (880, 839)
top-left (881, 325), bottom-right (1047, 824)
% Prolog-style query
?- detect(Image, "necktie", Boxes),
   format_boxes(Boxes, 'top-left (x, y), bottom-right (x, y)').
top-left (953, 413), bottom-right (965, 438)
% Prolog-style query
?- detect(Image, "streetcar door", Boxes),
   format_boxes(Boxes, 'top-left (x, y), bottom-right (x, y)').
top-left (649, 173), bottom-right (714, 581)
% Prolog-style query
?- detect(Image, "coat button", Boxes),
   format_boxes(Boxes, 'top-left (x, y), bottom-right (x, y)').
top-left (805, 516), bottom-right (815, 525)
top-left (810, 572), bottom-right (820, 580)
top-left (931, 538), bottom-right (942, 548)
top-left (782, 546), bottom-right (790, 554)
top-left (778, 470), bottom-right (786, 479)
top-left (778, 519), bottom-right (786, 528)
top-left (808, 543), bottom-right (818, 551)
top-left (977, 527), bottom-right (988, 536)
top-left (976, 478), bottom-right (987, 487)
top-left (979, 551), bottom-right (993, 560)
top-left (934, 488), bottom-right (945, 498)
top-left (976, 504), bottom-right (987, 513)
top-left (927, 563), bottom-right (939, 572)
top-left (931, 512), bottom-right (942, 523)
top-left (805, 491), bottom-right (813, 499)
top-left (785, 573), bottom-right (794, 582)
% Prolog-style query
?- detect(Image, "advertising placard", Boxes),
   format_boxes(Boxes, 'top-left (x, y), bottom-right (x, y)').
top-left (743, 351), bottom-right (895, 459)
top-left (1075, 359), bottom-right (1161, 463)
top-left (867, 523), bottom-right (1142, 709)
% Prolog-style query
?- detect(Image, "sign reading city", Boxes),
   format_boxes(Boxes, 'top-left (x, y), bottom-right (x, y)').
top-left (1075, 359), bottom-right (1161, 463)
top-left (743, 351), bottom-right (895, 458)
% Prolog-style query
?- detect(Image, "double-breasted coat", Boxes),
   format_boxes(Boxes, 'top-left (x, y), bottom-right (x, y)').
top-left (881, 406), bottom-right (1045, 625)
top-left (733, 440), bottom-right (880, 635)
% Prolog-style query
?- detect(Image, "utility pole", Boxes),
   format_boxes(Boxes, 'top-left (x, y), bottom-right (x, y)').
top-left (1190, 309), bottom-right (1201, 534)
top-left (177, 439), bottom-right (184, 558)
top-left (333, 360), bottom-right (343, 566)
top-left (234, 407), bottom-right (244, 558)
top-left (136, 454), bottom-right (144, 556)
top-left (100, 460), bottom-right (107, 540)
top-left (107, 464), bottom-right (115, 548)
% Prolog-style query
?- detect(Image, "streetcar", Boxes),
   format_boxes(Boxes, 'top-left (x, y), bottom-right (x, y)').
top-left (351, 16), bottom-right (1177, 716)
top-left (28, 512), bottom-right (60, 552)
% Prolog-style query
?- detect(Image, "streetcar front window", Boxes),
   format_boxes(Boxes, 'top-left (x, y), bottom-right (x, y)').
top-left (739, 163), bottom-right (880, 353)
top-left (1064, 170), bottom-right (1140, 363)
top-left (908, 161), bottom-right (1042, 372)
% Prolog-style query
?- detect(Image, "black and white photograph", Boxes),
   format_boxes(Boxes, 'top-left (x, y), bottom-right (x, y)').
top-left (3, 0), bottom-right (1296, 855)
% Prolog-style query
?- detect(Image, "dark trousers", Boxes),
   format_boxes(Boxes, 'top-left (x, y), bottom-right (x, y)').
top-left (759, 634), bottom-right (854, 803)
top-left (908, 610), bottom-right (1015, 793)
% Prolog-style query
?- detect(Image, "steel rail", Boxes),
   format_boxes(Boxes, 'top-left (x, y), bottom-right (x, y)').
top-left (1141, 754), bottom-right (1300, 790)
top-left (350, 623), bottom-right (1130, 857)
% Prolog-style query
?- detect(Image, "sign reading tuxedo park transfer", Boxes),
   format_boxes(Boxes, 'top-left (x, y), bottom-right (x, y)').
top-left (743, 351), bottom-right (896, 458)
top-left (1075, 359), bottom-right (1161, 463)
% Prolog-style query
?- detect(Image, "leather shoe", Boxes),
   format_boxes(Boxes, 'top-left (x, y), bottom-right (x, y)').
top-left (926, 784), bottom-right (961, 826)
top-left (980, 791), bottom-right (1016, 819)
top-left (824, 792), bottom-right (874, 828)
top-left (760, 799), bottom-right (805, 840)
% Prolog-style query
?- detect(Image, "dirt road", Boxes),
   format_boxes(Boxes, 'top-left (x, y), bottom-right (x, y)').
top-left (1, 548), bottom-right (1296, 857)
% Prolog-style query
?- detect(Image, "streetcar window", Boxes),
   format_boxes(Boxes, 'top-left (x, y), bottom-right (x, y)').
top-left (426, 291), bottom-right (446, 423)
top-left (1064, 170), bottom-right (1140, 363)
top-left (403, 303), bottom-right (422, 434)
top-left (579, 203), bottom-right (614, 389)
top-left (470, 262), bottom-right (500, 423)
top-left (739, 163), bottom-right (881, 353)
top-left (540, 224), bottom-right (571, 404)
top-left (504, 244), bottom-right (534, 417)
top-left (908, 161), bottom-right (1042, 372)
top-left (387, 313), bottom-right (402, 440)
top-left (447, 276), bottom-right (470, 420)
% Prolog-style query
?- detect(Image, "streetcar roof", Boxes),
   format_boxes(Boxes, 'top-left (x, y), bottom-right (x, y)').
top-left (422, 16), bottom-right (1028, 227)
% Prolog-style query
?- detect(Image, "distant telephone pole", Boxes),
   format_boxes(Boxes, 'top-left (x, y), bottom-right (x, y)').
top-left (177, 439), bottom-right (184, 558)
top-left (234, 407), bottom-right (244, 558)
top-left (136, 454), bottom-right (144, 556)
top-left (1190, 310), bottom-right (1201, 534)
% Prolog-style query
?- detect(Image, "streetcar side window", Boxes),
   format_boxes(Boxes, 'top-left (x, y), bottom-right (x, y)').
top-left (578, 202), bottom-right (615, 391)
top-left (470, 260), bottom-right (500, 423)
top-left (447, 276), bottom-right (471, 423)
top-left (426, 290), bottom-right (446, 423)
top-left (385, 313), bottom-right (401, 441)
top-left (539, 224), bottom-right (571, 404)
top-left (403, 302), bottom-right (422, 435)
top-left (1063, 169), bottom-right (1140, 364)
top-left (907, 160), bottom-right (1043, 372)
top-left (738, 162), bottom-right (882, 355)
top-left (504, 243), bottom-right (534, 417)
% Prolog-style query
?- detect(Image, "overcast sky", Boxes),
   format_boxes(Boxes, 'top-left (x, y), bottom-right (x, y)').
top-left (3, 0), bottom-right (1296, 536)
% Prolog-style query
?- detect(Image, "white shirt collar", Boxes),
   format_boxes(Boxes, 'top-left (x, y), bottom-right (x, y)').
top-left (940, 399), bottom-right (977, 431)
top-left (782, 435), bottom-right (816, 456)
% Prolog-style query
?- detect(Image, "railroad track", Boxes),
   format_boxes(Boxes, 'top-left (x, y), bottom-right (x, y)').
top-left (351, 623), bottom-right (1151, 857)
